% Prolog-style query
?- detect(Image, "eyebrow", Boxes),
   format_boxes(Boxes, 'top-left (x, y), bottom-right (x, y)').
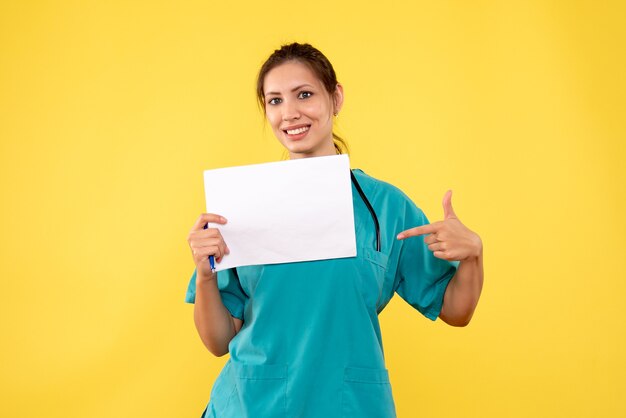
top-left (264, 84), bottom-right (314, 97)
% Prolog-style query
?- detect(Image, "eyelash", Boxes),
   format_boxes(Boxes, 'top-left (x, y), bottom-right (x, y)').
top-left (267, 91), bottom-right (313, 105)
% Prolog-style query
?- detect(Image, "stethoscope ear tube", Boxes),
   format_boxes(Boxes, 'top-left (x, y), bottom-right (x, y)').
top-left (350, 170), bottom-right (381, 252)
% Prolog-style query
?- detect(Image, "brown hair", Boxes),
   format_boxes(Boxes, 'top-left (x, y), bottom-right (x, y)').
top-left (256, 42), bottom-right (348, 154)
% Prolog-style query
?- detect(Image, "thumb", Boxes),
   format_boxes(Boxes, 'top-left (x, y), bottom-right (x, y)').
top-left (442, 190), bottom-right (457, 219)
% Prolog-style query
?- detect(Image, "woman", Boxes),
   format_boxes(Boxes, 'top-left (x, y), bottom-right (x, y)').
top-left (185, 42), bottom-right (483, 418)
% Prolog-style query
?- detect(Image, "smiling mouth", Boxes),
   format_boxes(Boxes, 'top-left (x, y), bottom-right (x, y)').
top-left (284, 125), bottom-right (310, 135)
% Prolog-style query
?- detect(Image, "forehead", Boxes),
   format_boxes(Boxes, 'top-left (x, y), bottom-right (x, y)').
top-left (263, 61), bottom-right (324, 93)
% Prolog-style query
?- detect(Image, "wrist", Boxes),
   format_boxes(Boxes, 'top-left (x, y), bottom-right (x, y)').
top-left (196, 271), bottom-right (217, 286)
top-left (464, 234), bottom-right (483, 261)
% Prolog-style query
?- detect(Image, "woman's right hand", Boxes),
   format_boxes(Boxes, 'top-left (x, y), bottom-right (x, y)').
top-left (187, 213), bottom-right (230, 280)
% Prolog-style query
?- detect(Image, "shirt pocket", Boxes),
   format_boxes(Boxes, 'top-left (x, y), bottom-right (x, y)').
top-left (232, 363), bottom-right (288, 418)
top-left (357, 247), bottom-right (389, 310)
top-left (341, 366), bottom-right (396, 417)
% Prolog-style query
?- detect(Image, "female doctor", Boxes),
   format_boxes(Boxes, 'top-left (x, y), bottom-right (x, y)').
top-left (185, 43), bottom-right (484, 417)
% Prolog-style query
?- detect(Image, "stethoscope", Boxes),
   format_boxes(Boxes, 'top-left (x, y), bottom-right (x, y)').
top-left (350, 170), bottom-right (381, 252)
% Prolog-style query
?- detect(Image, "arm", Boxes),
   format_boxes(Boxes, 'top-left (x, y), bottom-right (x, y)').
top-left (397, 190), bottom-right (483, 326)
top-left (439, 247), bottom-right (483, 327)
top-left (188, 213), bottom-right (243, 356)
top-left (194, 271), bottom-right (243, 356)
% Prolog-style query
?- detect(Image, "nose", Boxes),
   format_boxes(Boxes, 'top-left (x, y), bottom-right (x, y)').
top-left (282, 99), bottom-right (300, 121)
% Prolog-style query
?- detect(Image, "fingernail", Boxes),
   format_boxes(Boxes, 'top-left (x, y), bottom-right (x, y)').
top-left (397, 234), bottom-right (404, 239)
top-left (221, 216), bottom-right (227, 223)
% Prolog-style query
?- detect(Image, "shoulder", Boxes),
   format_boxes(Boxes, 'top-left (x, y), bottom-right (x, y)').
top-left (351, 168), bottom-right (419, 208)
top-left (352, 168), bottom-right (428, 225)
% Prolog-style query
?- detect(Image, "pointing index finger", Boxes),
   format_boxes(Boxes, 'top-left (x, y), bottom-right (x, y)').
top-left (397, 223), bottom-right (437, 240)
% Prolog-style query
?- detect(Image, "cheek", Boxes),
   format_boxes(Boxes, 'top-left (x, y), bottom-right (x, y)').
top-left (310, 101), bottom-right (332, 122)
top-left (304, 101), bottom-right (324, 115)
top-left (266, 112), bottom-right (281, 131)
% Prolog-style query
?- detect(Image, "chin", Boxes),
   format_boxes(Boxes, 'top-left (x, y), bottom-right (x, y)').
top-left (287, 149), bottom-right (313, 158)
top-left (279, 135), bottom-right (332, 157)
top-left (284, 141), bottom-right (313, 155)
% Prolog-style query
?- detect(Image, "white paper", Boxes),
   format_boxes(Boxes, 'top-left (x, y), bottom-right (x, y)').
top-left (203, 154), bottom-right (356, 271)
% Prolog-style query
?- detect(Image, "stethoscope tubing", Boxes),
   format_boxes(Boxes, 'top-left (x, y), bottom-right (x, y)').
top-left (350, 170), bottom-right (381, 252)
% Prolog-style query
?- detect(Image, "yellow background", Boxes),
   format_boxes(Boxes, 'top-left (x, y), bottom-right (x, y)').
top-left (1, 1), bottom-right (624, 417)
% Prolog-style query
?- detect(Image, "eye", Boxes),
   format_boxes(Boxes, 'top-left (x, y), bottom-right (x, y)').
top-left (267, 97), bottom-right (282, 105)
top-left (298, 91), bottom-right (313, 99)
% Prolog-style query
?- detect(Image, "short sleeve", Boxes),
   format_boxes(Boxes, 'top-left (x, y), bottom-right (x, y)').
top-left (184, 268), bottom-right (247, 320)
top-left (393, 202), bottom-right (459, 321)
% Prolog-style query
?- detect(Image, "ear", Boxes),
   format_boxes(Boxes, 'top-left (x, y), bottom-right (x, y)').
top-left (333, 83), bottom-right (344, 115)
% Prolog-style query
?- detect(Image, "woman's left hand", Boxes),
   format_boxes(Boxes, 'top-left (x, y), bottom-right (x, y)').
top-left (396, 190), bottom-right (482, 261)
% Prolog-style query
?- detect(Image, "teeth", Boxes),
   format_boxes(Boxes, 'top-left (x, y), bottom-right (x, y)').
top-left (286, 126), bottom-right (309, 135)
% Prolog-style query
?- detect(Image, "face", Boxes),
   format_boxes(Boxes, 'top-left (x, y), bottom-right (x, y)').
top-left (263, 61), bottom-right (343, 159)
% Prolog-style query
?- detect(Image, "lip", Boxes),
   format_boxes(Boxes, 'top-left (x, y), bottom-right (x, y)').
top-left (282, 124), bottom-right (311, 141)
top-left (281, 123), bottom-right (311, 132)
